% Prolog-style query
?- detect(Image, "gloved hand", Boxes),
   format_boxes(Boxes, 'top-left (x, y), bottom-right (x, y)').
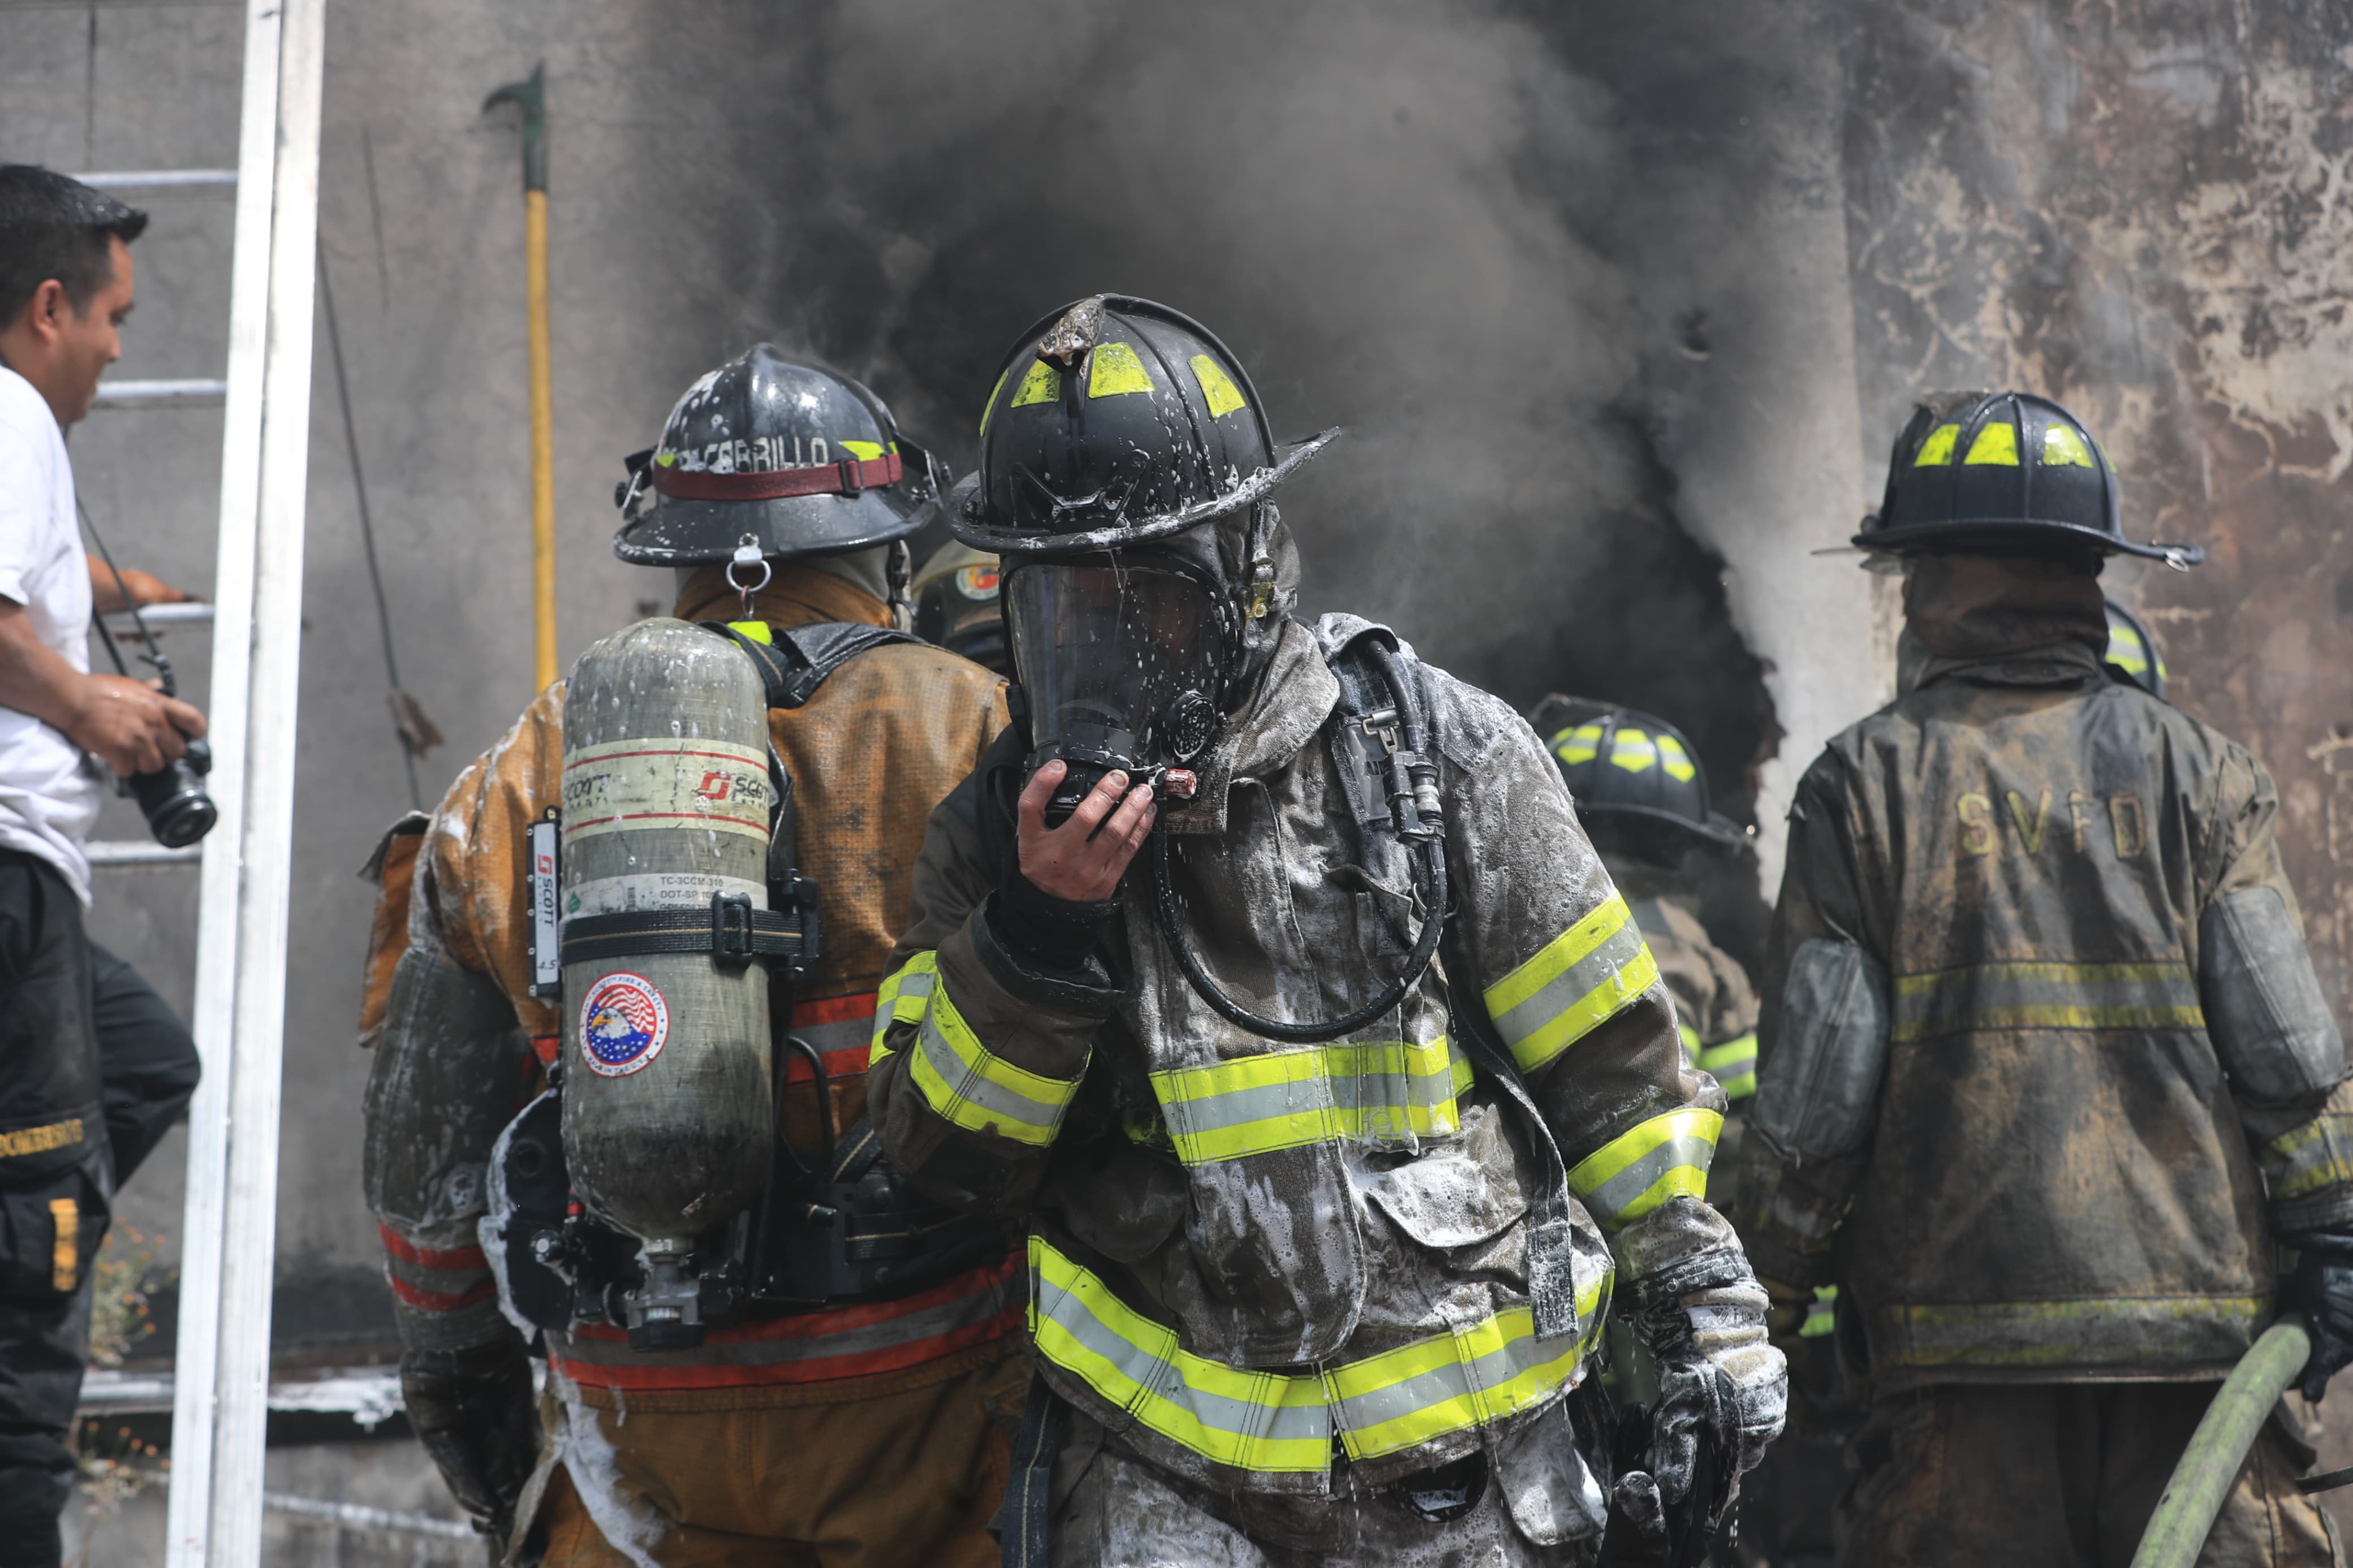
top-left (1626, 1250), bottom-right (1789, 1506)
top-left (400, 1332), bottom-right (542, 1561)
top-left (2284, 1230), bottom-right (2353, 1403)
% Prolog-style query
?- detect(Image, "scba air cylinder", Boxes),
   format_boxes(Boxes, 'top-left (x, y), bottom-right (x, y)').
top-left (559, 618), bottom-right (773, 1246)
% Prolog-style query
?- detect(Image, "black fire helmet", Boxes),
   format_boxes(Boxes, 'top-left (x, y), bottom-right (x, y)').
top-left (945, 294), bottom-right (1338, 558)
top-left (613, 345), bottom-right (943, 565)
top-left (1854, 391), bottom-right (2203, 568)
top-left (2104, 597), bottom-right (2169, 699)
top-left (1531, 698), bottom-right (1748, 851)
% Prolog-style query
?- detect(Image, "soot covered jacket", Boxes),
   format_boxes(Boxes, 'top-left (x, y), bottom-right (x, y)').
top-left (868, 614), bottom-right (1749, 1497)
top-left (358, 565), bottom-right (1018, 1407)
top-left (1734, 640), bottom-right (2353, 1393)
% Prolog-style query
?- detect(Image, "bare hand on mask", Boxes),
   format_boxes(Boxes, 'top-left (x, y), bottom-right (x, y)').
top-left (1017, 761), bottom-right (1157, 902)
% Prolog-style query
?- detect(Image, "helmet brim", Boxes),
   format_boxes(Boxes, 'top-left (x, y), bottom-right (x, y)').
top-left (947, 429), bottom-right (1342, 557)
top-left (1577, 800), bottom-right (1753, 848)
top-left (1850, 517), bottom-right (2204, 567)
top-left (615, 486), bottom-right (929, 565)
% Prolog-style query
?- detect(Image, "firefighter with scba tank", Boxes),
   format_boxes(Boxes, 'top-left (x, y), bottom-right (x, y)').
top-left (356, 347), bottom-right (1023, 1565)
top-left (864, 295), bottom-right (1786, 1565)
top-left (1730, 391), bottom-right (2353, 1566)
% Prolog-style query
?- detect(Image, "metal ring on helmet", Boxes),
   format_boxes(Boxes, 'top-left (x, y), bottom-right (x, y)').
top-left (1853, 391), bottom-right (2204, 569)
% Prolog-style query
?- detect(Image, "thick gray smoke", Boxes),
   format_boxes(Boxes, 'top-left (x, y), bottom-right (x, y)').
top-left (615, 0), bottom-right (1774, 827)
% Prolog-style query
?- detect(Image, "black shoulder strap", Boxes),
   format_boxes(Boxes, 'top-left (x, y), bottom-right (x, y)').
top-left (704, 621), bottom-right (920, 709)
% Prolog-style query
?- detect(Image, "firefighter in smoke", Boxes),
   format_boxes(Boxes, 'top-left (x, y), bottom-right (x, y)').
top-left (356, 347), bottom-right (1022, 1565)
top-left (864, 295), bottom-right (1787, 1564)
top-left (1731, 391), bottom-right (2353, 1566)
top-left (913, 538), bottom-right (1009, 675)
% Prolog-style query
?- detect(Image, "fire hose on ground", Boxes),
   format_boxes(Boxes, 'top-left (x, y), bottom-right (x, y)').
top-left (2131, 1318), bottom-right (2315, 1568)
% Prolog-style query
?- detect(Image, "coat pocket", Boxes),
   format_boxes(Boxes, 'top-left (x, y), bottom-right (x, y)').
top-left (0, 1163), bottom-right (109, 1305)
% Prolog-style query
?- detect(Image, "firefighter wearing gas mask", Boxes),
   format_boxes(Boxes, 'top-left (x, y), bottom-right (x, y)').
top-left (1730, 391), bottom-right (2350, 1566)
top-left (864, 296), bottom-right (1786, 1566)
top-left (356, 347), bottom-right (1024, 1566)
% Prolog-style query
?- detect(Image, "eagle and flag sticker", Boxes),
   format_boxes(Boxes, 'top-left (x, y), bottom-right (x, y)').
top-left (579, 972), bottom-right (670, 1078)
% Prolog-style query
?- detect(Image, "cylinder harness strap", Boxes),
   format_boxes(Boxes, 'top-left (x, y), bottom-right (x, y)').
top-left (651, 449), bottom-right (903, 503)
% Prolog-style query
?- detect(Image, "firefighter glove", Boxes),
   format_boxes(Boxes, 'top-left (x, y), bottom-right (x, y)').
top-left (1628, 1250), bottom-right (1788, 1501)
top-left (400, 1333), bottom-right (541, 1557)
top-left (2285, 1230), bottom-right (2353, 1403)
top-left (988, 867), bottom-right (1117, 973)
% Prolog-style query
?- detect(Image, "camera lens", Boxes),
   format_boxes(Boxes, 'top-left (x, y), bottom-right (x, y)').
top-left (131, 737), bottom-right (217, 849)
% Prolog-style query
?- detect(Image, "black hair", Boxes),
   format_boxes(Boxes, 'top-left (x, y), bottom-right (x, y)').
top-left (0, 166), bottom-right (149, 327)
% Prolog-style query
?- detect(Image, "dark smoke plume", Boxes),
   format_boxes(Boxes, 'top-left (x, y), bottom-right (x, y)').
top-left (622, 0), bottom-right (1775, 835)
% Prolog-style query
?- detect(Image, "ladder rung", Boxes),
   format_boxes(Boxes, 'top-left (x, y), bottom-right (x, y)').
top-left (92, 379), bottom-right (227, 409)
top-left (87, 840), bottom-right (202, 869)
top-left (70, 170), bottom-right (238, 192)
top-left (102, 602), bottom-right (215, 627)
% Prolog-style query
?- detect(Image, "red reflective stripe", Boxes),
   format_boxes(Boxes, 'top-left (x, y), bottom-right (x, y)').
top-left (550, 1307), bottom-right (1018, 1389)
top-left (531, 1034), bottom-right (559, 1065)
top-left (378, 1223), bottom-right (487, 1271)
top-left (389, 1273), bottom-right (497, 1312)
top-left (651, 452), bottom-right (902, 502)
top-left (794, 992), bottom-right (878, 1026)
top-left (548, 1252), bottom-right (1022, 1390)
top-left (782, 992), bottom-right (877, 1082)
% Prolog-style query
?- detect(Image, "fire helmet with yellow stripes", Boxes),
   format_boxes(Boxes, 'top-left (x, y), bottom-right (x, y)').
top-left (611, 345), bottom-right (945, 565)
top-left (945, 295), bottom-right (1337, 558)
top-left (1854, 391), bottom-right (2203, 567)
top-left (1532, 698), bottom-right (1748, 854)
top-left (2104, 597), bottom-right (2168, 699)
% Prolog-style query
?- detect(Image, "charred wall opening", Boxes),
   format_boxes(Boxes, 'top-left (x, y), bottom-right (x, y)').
top-left (635, 0), bottom-right (1786, 877)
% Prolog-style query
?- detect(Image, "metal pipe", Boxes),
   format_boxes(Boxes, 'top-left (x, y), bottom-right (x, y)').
top-left (86, 840), bottom-right (203, 869)
top-left (102, 602), bottom-right (215, 627)
top-left (71, 170), bottom-right (239, 192)
top-left (2130, 1318), bottom-right (2311, 1568)
top-left (261, 1494), bottom-right (476, 1543)
top-left (92, 379), bottom-right (229, 409)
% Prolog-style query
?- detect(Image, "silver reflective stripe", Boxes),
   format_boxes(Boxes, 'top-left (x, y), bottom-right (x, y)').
top-left (1580, 1132), bottom-right (1719, 1224)
top-left (917, 1009), bottom-right (1068, 1131)
top-left (1491, 919), bottom-right (1649, 1049)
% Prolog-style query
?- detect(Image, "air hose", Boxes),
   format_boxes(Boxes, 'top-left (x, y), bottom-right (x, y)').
top-left (1149, 641), bottom-right (1448, 1045)
top-left (2128, 1317), bottom-right (2311, 1568)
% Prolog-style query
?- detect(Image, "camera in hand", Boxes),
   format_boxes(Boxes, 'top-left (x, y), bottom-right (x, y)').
top-left (131, 731), bottom-right (215, 848)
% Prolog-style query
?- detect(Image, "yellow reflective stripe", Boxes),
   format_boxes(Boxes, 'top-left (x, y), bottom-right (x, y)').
top-left (1485, 895), bottom-right (1660, 1074)
top-left (1031, 1234), bottom-right (1603, 1473)
top-left (1550, 723), bottom-right (1602, 766)
top-left (1800, 1285), bottom-right (1838, 1339)
top-left (1087, 342), bottom-right (1154, 398)
top-left (906, 976), bottom-right (1080, 1147)
top-left (1893, 960), bottom-right (2203, 1043)
top-left (1150, 1036), bottom-right (1463, 1165)
top-left (979, 365), bottom-right (1011, 435)
top-left (1656, 734), bottom-right (1697, 783)
top-left (868, 951), bottom-right (941, 1061)
top-left (1010, 360), bottom-right (1059, 408)
top-left (1698, 1032), bottom-right (1757, 1100)
top-left (1677, 1022), bottom-right (1700, 1065)
top-left (49, 1198), bottom-right (77, 1292)
top-left (1913, 422), bottom-right (1960, 466)
top-left (1327, 1288), bottom-right (1605, 1461)
top-left (1568, 1107), bottom-right (1721, 1228)
top-left (2261, 1115), bottom-right (2353, 1200)
top-left (1964, 422), bottom-right (2019, 465)
top-left (1029, 1235), bottom-right (1334, 1474)
top-left (1609, 729), bottom-right (1658, 774)
top-left (2042, 424), bottom-right (2095, 468)
top-left (1873, 1294), bottom-right (2267, 1370)
top-left (1190, 354), bottom-right (1247, 418)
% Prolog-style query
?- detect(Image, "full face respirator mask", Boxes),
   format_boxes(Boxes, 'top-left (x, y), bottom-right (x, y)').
top-left (1003, 552), bottom-right (1233, 822)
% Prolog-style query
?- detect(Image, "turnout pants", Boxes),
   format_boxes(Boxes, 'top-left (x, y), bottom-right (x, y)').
top-left (0, 850), bottom-right (199, 1568)
top-left (530, 1347), bottom-right (1025, 1567)
top-left (1837, 1382), bottom-right (2342, 1568)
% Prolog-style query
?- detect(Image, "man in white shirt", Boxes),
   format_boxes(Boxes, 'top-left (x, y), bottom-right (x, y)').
top-left (0, 164), bottom-right (206, 1568)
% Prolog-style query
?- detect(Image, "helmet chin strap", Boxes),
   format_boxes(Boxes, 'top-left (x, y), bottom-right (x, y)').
top-left (1237, 502), bottom-right (1281, 658)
